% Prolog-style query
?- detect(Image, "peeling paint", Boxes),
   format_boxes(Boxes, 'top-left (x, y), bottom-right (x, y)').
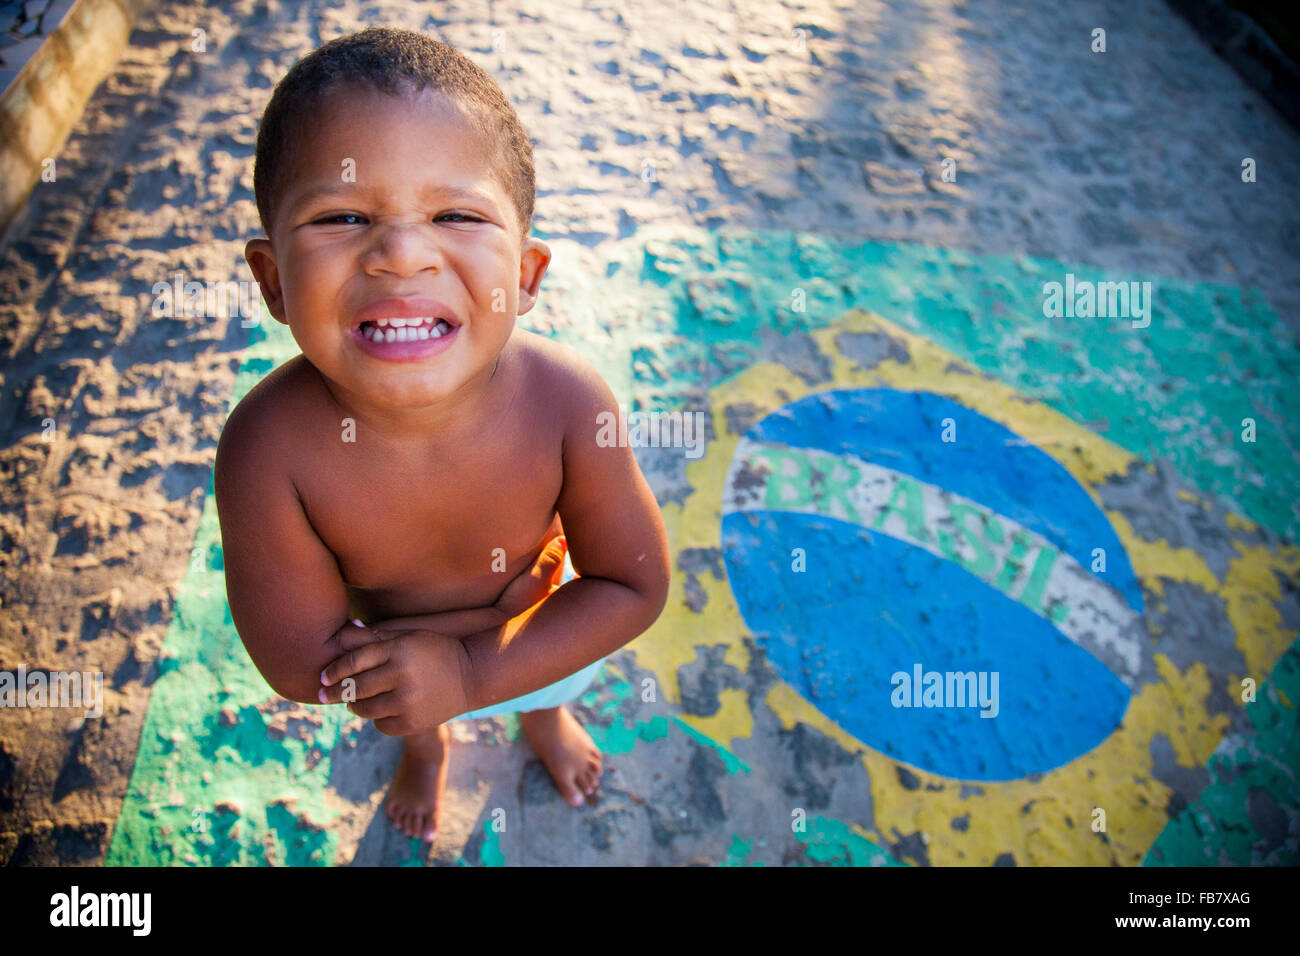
top-left (798, 815), bottom-right (901, 867)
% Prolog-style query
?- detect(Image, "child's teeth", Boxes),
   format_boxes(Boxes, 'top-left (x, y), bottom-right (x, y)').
top-left (360, 318), bottom-right (453, 342)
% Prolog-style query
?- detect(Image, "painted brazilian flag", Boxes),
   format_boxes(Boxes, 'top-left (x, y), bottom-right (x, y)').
top-left (611, 227), bottom-right (1299, 867)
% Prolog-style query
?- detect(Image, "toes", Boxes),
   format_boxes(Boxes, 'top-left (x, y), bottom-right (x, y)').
top-left (391, 807), bottom-right (440, 840)
top-left (572, 765), bottom-right (601, 800)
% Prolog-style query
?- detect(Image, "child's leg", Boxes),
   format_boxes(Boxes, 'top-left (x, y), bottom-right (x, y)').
top-left (385, 723), bottom-right (450, 842)
top-left (519, 705), bottom-right (603, 806)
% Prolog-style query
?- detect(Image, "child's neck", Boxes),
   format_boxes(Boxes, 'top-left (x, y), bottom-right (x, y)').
top-left (316, 344), bottom-right (517, 458)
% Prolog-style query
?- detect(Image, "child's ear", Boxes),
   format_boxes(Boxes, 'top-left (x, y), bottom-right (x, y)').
top-left (244, 238), bottom-right (288, 325)
top-left (516, 237), bottom-right (551, 317)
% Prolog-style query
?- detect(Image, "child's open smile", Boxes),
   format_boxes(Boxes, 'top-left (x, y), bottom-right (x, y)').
top-left (244, 83), bottom-right (550, 443)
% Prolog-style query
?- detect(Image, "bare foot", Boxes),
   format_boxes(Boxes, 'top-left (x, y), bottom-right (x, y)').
top-left (385, 723), bottom-right (450, 842)
top-left (519, 705), bottom-right (603, 806)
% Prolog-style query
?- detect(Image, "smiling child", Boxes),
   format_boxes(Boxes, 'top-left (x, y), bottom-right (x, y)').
top-left (214, 27), bottom-right (670, 845)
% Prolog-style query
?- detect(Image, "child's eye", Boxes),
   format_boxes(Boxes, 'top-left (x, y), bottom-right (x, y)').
top-left (315, 213), bottom-right (366, 225)
top-left (437, 212), bottom-right (483, 223)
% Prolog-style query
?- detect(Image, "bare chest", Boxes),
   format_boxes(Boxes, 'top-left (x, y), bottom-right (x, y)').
top-left (293, 423), bottom-right (563, 618)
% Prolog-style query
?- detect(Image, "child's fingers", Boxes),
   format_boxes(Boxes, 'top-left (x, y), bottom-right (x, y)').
top-left (321, 640), bottom-right (391, 688)
top-left (526, 533), bottom-right (567, 596)
top-left (345, 689), bottom-right (402, 723)
top-left (358, 618), bottom-right (430, 639)
top-left (494, 534), bottom-right (568, 616)
top-left (548, 535), bottom-right (568, 587)
top-left (335, 619), bottom-right (387, 652)
top-left (318, 665), bottom-right (392, 705)
top-left (372, 711), bottom-right (419, 737)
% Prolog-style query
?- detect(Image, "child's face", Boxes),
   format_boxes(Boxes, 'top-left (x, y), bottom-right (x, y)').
top-left (245, 84), bottom-right (549, 416)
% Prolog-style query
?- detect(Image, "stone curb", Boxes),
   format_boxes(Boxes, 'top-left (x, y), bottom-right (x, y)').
top-left (0, 0), bottom-right (152, 239)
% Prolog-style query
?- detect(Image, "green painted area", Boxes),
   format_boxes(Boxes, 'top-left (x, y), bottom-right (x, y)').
top-left (582, 674), bottom-right (635, 718)
top-left (797, 815), bottom-right (903, 867)
top-left (107, 227), bottom-right (1297, 864)
top-left (723, 833), bottom-right (762, 866)
top-left (586, 714), bottom-right (670, 755)
top-left (579, 673), bottom-right (685, 756)
top-left (104, 501), bottom-right (351, 865)
top-left (107, 315), bottom-right (347, 867)
top-left (671, 718), bottom-right (751, 774)
top-left (479, 820), bottom-right (506, 867)
top-left (500, 712), bottom-right (521, 742)
top-left (1144, 637), bottom-right (1300, 866)
top-left (578, 673), bottom-right (750, 773)
top-left (545, 228), bottom-right (1300, 543)
top-left (579, 671), bottom-right (639, 723)
top-left (723, 820), bottom-right (898, 867)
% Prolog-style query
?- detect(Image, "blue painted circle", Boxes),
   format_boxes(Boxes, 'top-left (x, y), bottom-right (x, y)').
top-left (721, 388), bottom-right (1138, 781)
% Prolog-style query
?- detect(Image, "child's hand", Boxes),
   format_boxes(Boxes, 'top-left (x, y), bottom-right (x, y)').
top-left (317, 625), bottom-right (474, 736)
top-left (494, 533), bottom-right (568, 618)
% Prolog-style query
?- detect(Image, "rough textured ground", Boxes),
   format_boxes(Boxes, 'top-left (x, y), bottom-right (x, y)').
top-left (1, 0), bottom-right (1297, 866)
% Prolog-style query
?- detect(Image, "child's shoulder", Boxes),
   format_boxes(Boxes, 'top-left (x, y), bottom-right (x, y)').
top-left (216, 355), bottom-right (320, 463)
top-left (513, 328), bottom-right (616, 411)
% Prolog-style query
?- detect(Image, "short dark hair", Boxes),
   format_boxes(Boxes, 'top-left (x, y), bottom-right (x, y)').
top-left (253, 27), bottom-right (535, 240)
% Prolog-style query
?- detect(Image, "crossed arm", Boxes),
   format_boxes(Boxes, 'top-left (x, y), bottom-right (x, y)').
top-left (316, 358), bottom-right (672, 733)
top-left (216, 348), bottom-right (671, 734)
top-left (461, 357), bottom-right (670, 709)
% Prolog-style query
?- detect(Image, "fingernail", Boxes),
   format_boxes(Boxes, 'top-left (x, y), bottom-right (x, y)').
top-left (352, 618), bottom-right (364, 628)
top-left (317, 688), bottom-right (326, 704)
top-left (320, 670), bottom-right (329, 685)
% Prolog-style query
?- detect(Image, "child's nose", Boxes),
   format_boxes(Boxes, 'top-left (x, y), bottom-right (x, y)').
top-left (363, 222), bottom-right (446, 277)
